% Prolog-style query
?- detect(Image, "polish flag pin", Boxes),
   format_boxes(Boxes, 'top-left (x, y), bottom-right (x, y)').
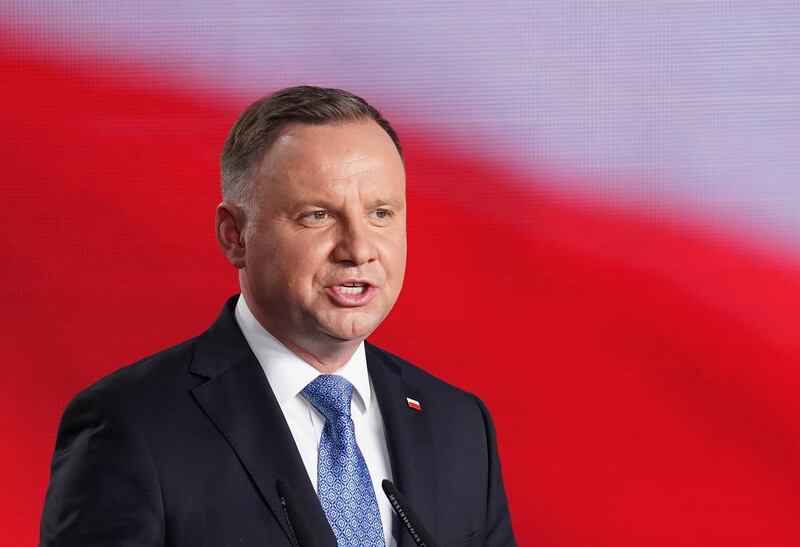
top-left (406, 397), bottom-right (422, 411)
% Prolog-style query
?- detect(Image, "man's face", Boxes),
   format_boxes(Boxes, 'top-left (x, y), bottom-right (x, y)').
top-left (240, 120), bottom-right (407, 353)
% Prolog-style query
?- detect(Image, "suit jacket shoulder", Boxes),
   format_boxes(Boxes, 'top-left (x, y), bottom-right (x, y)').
top-left (366, 342), bottom-right (481, 403)
top-left (69, 336), bottom-right (203, 419)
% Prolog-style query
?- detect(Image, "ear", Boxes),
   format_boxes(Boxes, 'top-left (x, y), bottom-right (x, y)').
top-left (216, 201), bottom-right (247, 269)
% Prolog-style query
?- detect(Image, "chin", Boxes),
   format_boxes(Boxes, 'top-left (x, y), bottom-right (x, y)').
top-left (321, 314), bottom-right (380, 342)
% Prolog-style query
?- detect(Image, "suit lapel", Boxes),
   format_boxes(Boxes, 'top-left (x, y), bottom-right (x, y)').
top-left (367, 344), bottom-right (438, 547)
top-left (189, 297), bottom-right (337, 547)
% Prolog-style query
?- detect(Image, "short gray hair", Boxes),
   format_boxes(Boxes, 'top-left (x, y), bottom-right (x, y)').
top-left (220, 86), bottom-right (402, 212)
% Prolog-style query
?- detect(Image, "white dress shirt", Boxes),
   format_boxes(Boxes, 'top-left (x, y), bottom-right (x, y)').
top-left (235, 295), bottom-right (397, 546)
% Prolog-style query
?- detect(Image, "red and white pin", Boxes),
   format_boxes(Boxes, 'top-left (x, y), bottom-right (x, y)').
top-left (406, 397), bottom-right (422, 411)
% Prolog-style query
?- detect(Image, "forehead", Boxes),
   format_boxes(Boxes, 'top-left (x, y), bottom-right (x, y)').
top-left (257, 120), bottom-right (405, 201)
top-left (265, 120), bottom-right (400, 171)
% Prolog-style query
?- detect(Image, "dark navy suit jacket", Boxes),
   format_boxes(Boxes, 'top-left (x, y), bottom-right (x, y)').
top-left (40, 297), bottom-right (516, 546)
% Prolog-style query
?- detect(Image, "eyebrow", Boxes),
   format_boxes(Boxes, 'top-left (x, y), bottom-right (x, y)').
top-left (291, 199), bottom-right (406, 211)
top-left (282, 199), bottom-right (336, 214)
top-left (366, 199), bottom-right (405, 210)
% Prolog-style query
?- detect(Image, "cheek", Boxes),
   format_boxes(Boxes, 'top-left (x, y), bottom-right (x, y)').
top-left (381, 235), bottom-right (408, 282)
top-left (274, 238), bottom-right (333, 289)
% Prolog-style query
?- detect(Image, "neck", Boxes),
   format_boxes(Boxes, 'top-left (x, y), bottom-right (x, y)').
top-left (275, 335), bottom-right (360, 373)
top-left (242, 297), bottom-right (361, 373)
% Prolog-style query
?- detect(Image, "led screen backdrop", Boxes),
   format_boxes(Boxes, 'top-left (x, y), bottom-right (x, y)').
top-left (2, 2), bottom-right (799, 545)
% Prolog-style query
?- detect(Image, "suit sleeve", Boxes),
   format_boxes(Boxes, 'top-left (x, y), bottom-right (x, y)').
top-left (40, 387), bottom-right (165, 546)
top-left (475, 396), bottom-right (517, 546)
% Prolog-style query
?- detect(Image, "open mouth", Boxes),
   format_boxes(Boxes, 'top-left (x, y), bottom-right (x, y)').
top-left (327, 281), bottom-right (375, 306)
top-left (337, 282), bottom-right (369, 295)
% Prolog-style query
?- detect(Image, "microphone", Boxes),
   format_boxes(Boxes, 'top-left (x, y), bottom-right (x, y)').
top-left (276, 478), bottom-right (318, 547)
top-left (382, 479), bottom-right (439, 547)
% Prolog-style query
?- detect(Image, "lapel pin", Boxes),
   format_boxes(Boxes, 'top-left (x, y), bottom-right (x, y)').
top-left (406, 397), bottom-right (422, 411)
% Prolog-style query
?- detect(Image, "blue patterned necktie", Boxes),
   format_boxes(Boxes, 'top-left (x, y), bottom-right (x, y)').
top-left (302, 375), bottom-right (386, 546)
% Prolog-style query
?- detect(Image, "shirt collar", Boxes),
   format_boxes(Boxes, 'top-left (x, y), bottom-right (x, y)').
top-left (234, 294), bottom-right (371, 413)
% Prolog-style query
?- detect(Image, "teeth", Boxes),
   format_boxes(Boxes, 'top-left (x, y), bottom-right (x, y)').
top-left (338, 284), bottom-right (367, 295)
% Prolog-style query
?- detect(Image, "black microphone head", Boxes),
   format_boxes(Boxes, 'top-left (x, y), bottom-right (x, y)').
top-left (276, 477), bottom-right (292, 499)
top-left (381, 479), bottom-right (394, 498)
top-left (276, 478), bottom-right (317, 547)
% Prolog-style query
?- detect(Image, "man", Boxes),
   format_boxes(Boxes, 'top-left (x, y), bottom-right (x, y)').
top-left (40, 86), bottom-right (516, 546)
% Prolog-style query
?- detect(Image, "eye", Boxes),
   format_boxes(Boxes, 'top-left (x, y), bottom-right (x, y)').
top-left (303, 210), bottom-right (329, 221)
top-left (372, 208), bottom-right (391, 220)
top-left (298, 210), bottom-right (333, 227)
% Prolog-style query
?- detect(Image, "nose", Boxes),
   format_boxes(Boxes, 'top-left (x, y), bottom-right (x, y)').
top-left (332, 219), bottom-right (377, 267)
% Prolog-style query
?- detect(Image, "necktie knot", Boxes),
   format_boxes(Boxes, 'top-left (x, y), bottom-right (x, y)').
top-left (302, 374), bottom-right (354, 421)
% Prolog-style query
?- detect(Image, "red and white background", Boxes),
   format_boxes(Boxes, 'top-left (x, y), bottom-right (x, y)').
top-left (2, 2), bottom-right (799, 545)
